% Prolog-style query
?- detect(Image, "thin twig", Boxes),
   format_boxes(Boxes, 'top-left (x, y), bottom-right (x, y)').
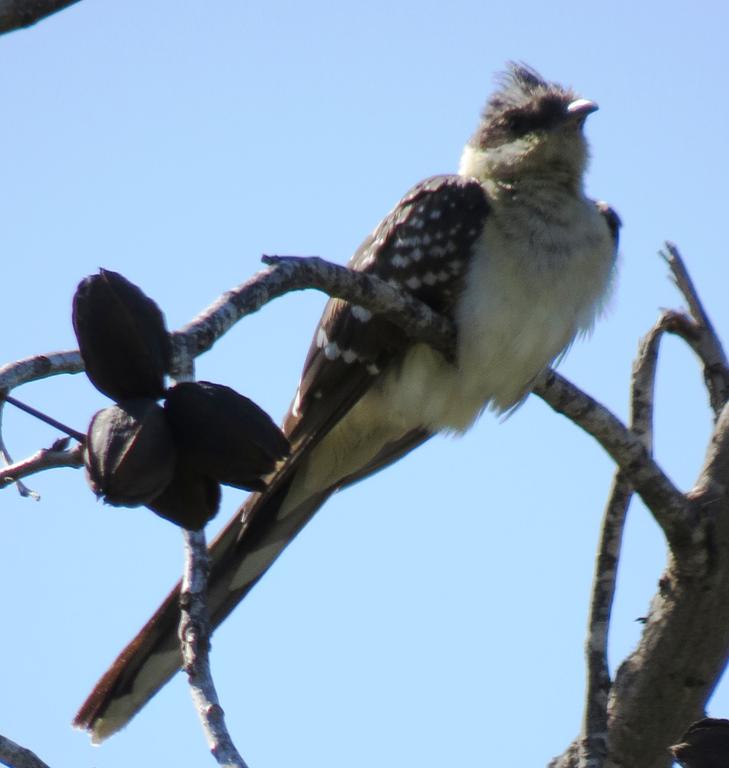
top-left (578, 319), bottom-right (664, 768)
top-left (0, 402), bottom-right (36, 498)
top-left (661, 243), bottom-right (729, 415)
top-left (0, 734), bottom-right (51, 768)
top-left (172, 353), bottom-right (247, 766)
top-left (180, 529), bottom-right (249, 768)
top-left (0, 442), bottom-right (84, 489)
top-left (4, 396), bottom-right (85, 443)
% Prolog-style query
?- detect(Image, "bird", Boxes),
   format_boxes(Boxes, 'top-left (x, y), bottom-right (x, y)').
top-left (74, 63), bottom-right (620, 741)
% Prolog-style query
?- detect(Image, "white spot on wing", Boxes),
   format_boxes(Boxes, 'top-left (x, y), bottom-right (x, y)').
top-left (341, 349), bottom-right (358, 364)
top-left (324, 341), bottom-right (341, 360)
top-left (391, 253), bottom-right (410, 268)
top-left (291, 387), bottom-right (302, 417)
top-left (351, 305), bottom-right (372, 322)
top-left (405, 276), bottom-right (422, 290)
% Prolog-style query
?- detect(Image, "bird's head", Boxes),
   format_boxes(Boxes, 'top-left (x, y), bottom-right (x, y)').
top-left (459, 63), bottom-right (597, 192)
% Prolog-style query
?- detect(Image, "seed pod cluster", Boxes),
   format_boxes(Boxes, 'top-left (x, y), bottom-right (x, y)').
top-left (74, 270), bottom-right (290, 529)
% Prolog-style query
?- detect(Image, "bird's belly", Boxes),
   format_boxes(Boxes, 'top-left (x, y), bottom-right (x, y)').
top-left (377, 216), bottom-right (615, 431)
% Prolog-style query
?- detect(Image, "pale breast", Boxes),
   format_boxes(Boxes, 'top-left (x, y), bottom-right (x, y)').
top-left (374, 193), bottom-right (616, 433)
top-left (454, 194), bottom-right (616, 413)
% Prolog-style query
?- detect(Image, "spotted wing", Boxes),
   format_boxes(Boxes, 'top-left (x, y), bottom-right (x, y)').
top-left (283, 174), bottom-right (490, 448)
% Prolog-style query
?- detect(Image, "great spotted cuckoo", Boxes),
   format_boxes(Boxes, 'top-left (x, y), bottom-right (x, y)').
top-left (75, 63), bottom-right (620, 740)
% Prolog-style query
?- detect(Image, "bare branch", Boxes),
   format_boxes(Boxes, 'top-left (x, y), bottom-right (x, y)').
top-left (0, 402), bottom-right (37, 499)
top-left (0, 734), bottom-right (51, 768)
top-left (175, 255), bottom-right (455, 362)
top-left (0, 441), bottom-right (83, 489)
top-left (0, 259), bottom-right (687, 550)
top-left (0, 352), bottom-right (84, 496)
top-left (579, 474), bottom-right (631, 768)
top-left (533, 370), bottom-right (689, 549)
top-left (661, 244), bottom-right (729, 415)
top-left (578, 319), bottom-right (664, 768)
top-left (0, 350), bottom-right (83, 393)
top-left (0, 0), bottom-right (81, 34)
top-left (179, 529), bottom-right (249, 768)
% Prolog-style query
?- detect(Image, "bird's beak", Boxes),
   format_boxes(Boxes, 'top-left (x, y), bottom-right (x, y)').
top-left (566, 98), bottom-right (599, 118)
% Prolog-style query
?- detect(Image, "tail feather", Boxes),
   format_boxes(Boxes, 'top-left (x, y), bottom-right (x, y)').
top-left (74, 427), bottom-right (430, 742)
top-left (73, 478), bottom-right (332, 742)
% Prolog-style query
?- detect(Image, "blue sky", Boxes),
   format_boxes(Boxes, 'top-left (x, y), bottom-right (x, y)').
top-left (2, 1), bottom-right (728, 766)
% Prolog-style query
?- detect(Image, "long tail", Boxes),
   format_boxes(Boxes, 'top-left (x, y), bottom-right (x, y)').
top-left (73, 476), bottom-right (332, 742)
top-left (74, 428), bottom-right (430, 742)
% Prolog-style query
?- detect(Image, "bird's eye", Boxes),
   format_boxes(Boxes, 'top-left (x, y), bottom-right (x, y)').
top-left (506, 114), bottom-right (533, 137)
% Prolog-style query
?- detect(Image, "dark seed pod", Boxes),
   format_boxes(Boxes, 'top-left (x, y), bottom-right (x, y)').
top-left (164, 381), bottom-right (289, 491)
top-left (147, 457), bottom-right (221, 530)
top-left (85, 399), bottom-right (176, 507)
top-left (671, 718), bottom-right (729, 768)
top-left (73, 269), bottom-right (171, 400)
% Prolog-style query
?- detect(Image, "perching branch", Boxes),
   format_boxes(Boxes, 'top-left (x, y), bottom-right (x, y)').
top-left (1, 257), bottom-right (681, 522)
top-left (533, 370), bottom-right (689, 549)
top-left (174, 255), bottom-right (455, 364)
top-left (0, 734), bottom-right (51, 768)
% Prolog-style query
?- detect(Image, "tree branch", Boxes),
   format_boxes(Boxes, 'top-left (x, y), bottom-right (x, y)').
top-left (0, 440), bottom-right (83, 490)
top-left (552, 250), bottom-right (729, 768)
top-left (0, 734), bottom-right (51, 768)
top-left (578, 319), bottom-right (663, 768)
top-left (661, 244), bottom-right (729, 416)
top-left (0, 0), bottom-right (81, 35)
top-left (0, 350), bottom-right (84, 392)
top-left (174, 255), bottom-right (455, 362)
top-left (1, 258), bottom-right (686, 548)
top-left (180, 529), bottom-right (249, 768)
top-left (533, 370), bottom-right (689, 550)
